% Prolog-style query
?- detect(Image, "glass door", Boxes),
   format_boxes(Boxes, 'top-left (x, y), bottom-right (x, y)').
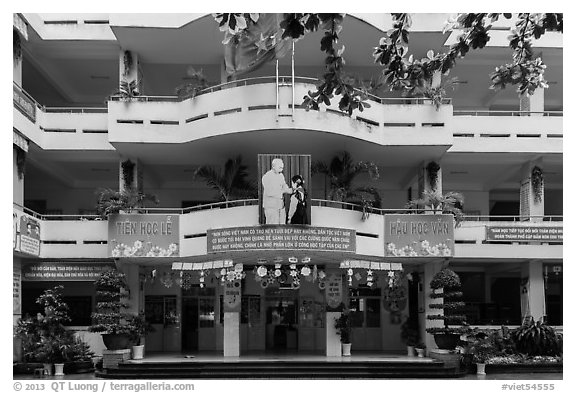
top-left (265, 296), bottom-right (298, 350)
top-left (349, 286), bottom-right (382, 350)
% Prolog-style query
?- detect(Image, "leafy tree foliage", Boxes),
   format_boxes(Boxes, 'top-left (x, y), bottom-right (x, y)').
top-left (214, 13), bottom-right (562, 115)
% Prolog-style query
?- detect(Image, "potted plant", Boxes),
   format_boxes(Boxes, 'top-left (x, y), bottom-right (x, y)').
top-left (469, 334), bottom-right (496, 375)
top-left (96, 187), bottom-right (158, 218)
top-left (129, 313), bottom-right (155, 360)
top-left (89, 269), bottom-right (134, 350)
top-left (425, 268), bottom-right (467, 350)
top-left (334, 311), bottom-right (352, 356)
top-left (415, 342), bottom-right (426, 358)
top-left (401, 317), bottom-right (419, 356)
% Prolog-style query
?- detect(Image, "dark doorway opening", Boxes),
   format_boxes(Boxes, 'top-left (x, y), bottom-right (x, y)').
top-left (182, 298), bottom-right (198, 352)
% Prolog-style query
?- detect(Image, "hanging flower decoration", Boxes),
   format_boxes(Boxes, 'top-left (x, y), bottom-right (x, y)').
top-left (160, 272), bottom-right (173, 288)
top-left (181, 272), bottom-right (193, 290)
top-left (385, 241), bottom-right (451, 257)
top-left (288, 257), bottom-right (298, 264)
top-left (301, 266), bottom-right (311, 277)
top-left (291, 279), bottom-right (301, 289)
top-left (301, 257), bottom-right (311, 264)
top-left (531, 166), bottom-right (543, 203)
top-left (199, 270), bottom-right (205, 288)
top-left (257, 266), bottom-right (268, 277)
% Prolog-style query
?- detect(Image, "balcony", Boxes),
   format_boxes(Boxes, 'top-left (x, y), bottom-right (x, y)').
top-left (21, 201), bottom-right (563, 261)
top-left (451, 110), bottom-right (563, 154)
top-left (13, 83), bottom-right (113, 151)
top-left (107, 77), bottom-right (453, 148)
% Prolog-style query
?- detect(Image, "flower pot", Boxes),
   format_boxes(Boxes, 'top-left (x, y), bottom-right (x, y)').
top-left (342, 343), bottom-right (352, 356)
top-left (433, 333), bottom-right (461, 350)
top-left (407, 346), bottom-right (415, 357)
top-left (54, 363), bottom-right (65, 376)
top-left (476, 363), bottom-right (486, 375)
top-left (416, 348), bottom-right (425, 358)
top-left (102, 333), bottom-right (132, 350)
top-left (43, 363), bottom-right (52, 376)
top-left (132, 345), bottom-right (145, 360)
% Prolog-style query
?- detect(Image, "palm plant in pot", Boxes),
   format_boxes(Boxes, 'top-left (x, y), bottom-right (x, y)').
top-left (334, 311), bottom-right (352, 356)
top-left (425, 268), bottom-right (467, 350)
top-left (401, 317), bottom-right (419, 356)
top-left (129, 313), bottom-right (155, 360)
top-left (96, 187), bottom-right (158, 218)
top-left (89, 269), bottom-right (134, 350)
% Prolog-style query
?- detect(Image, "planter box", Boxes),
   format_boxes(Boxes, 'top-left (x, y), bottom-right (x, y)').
top-left (13, 361), bottom-right (94, 375)
top-left (484, 363), bottom-right (563, 374)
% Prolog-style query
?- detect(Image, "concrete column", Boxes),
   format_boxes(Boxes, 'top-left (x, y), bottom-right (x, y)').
top-left (418, 161), bottom-right (443, 204)
top-left (223, 313), bottom-right (240, 356)
top-left (521, 261), bottom-right (546, 323)
top-left (119, 49), bottom-right (140, 94)
top-left (13, 257), bottom-right (22, 362)
top-left (421, 261), bottom-right (443, 351)
top-left (123, 264), bottom-right (142, 316)
top-left (119, 158), bottom-right (144, 194)
top-left (519, 160), bottom-right (544, 222)
top-left (13, 147), bottom-right (24, 206)
top-left (325, 312), bottom-right (342, 356)
top-left (519, 88), bottom-right (544, 115)
top-left (13, 41), bottom-right (22, 86)
top-left (223, 280), bottom-right (241, 356)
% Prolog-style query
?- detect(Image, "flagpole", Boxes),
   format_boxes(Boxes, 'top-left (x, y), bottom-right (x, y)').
top-left (276, 59), bottom-right (279, 119)
top-left (292, 40), bottom-right (295, 119)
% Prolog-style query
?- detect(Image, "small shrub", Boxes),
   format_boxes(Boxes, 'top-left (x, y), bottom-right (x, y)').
top-left (512, 318), bottom-right (562, 356)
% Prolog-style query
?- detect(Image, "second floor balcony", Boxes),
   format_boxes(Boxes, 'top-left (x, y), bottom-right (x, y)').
top-left (16, 201), bottom-right (563, 261)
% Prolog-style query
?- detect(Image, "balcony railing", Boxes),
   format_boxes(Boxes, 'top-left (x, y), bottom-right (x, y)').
top-left (454, 110), bottom-right (563, 117)
top-left (16, 200), bottom-right (563, 223)
top-left (108, 76), bottom-right (452, 106)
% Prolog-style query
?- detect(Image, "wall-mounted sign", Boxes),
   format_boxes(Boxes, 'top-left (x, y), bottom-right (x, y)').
top-left (207, 225), bottom-right (356, 253)
top-left (383, 214), bottom-right (455, 257)
top-left (108, 214), bottom-right (179, 257)
top-left (22, 262), bottom-right (116, 281)
top-left (325, 274), bottom-right (343, 310)
top-left (223, 281), bottom-right (242, 312)
top-left (486, 226), bottom-right (563, 243)
top-left (13, 84), bottom-right (36, 123)
top-left (13, 208), bottom-right (41, 257)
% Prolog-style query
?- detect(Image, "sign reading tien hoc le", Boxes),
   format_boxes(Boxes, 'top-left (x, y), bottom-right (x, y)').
top-left (108, 214), bottom-right (179, 257)
top-left (383, 214), bottom-right (455, 257)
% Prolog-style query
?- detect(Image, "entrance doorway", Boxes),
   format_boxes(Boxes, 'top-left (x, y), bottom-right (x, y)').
top-left (265, 297), bottom-right (298, 350)
top-left (182, 298), bottom-right (198, 352)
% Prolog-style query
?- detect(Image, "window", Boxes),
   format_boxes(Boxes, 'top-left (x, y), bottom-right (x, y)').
top-left (544, 264), bottom-right (562, 325)
top-left (199, 298), bottom-right (215, 328)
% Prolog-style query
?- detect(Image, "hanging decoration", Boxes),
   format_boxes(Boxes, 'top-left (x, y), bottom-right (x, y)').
top-left (160, 271), bottom-right (173, 288)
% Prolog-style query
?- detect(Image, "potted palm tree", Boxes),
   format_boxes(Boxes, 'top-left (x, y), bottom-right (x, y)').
top-left (129, 313), bottom-right (154, 360)
top-left (312, 151), bottom-right (380, 220)
top-left (425, 268), bottom-right (467, 350)
top-left (334, 311), bottom-right (352, 356)
top-left (406, 189), bottom-right (465, 227)
top-left (193, 155), bottom-right (257, 202)
top-left (96, 187), bottom-right (158, 218)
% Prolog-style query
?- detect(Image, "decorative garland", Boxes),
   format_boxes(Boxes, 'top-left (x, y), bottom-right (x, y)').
top-left (13, 30), bottom-right (22, 63)
top-left (531, 166), bottom-right (543, 203)
top-left (426, 161), bottom-right (441, 191)
top-left (121, 159), bottom-right (135, 190)
top-left (15, 145), bottom-right (26, 179)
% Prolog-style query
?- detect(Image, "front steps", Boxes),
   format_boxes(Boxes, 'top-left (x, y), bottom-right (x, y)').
top-left (97, 358), bottom-right (466, 379)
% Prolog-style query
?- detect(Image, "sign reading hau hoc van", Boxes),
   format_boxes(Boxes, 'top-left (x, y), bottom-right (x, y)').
top-left (108, 214), bottom-right (179, 257)
top-left (383, 214), bottom-right (455, 257)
